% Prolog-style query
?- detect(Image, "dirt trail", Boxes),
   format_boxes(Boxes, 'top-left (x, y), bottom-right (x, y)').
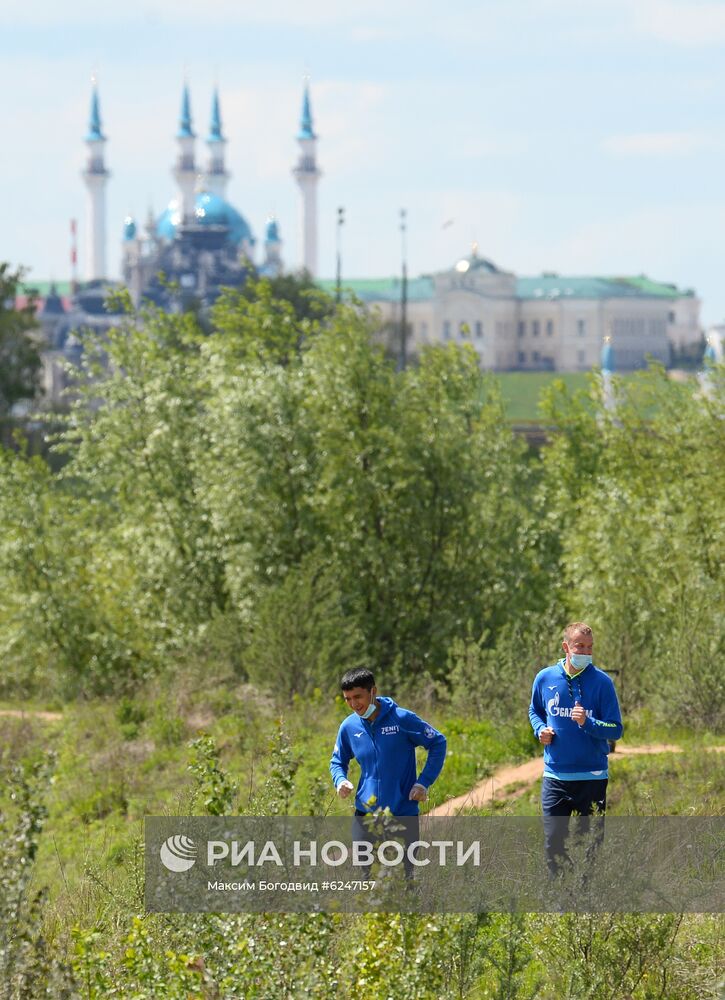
top-left (0, 709), bottom-right (63, 722)
top-left (428, 743), bottom-right (724, 816)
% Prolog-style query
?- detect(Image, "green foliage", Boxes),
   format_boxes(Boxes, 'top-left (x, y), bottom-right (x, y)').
top-left (0, 287), bottom-right (555, 698)
top-left (532, 913), bottom-right (689, 1000)
top-left (539, 366), bottom-right (725, 728)
top-left (0, 263), bottom-right (43, 418)
top-left (187, 734), bottom-right (238, 816)
top-left (0, 751), bottom-right (77, 998)
top-left (253, 718), bottom-right (300, 816)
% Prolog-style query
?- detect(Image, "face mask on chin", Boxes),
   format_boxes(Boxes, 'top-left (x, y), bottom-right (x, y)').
top-left (568, 653), bottom-right (591, 670)
top-left (361, 694), bottom-right (377, 719)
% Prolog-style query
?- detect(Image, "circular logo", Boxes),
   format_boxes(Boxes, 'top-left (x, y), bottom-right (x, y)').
top-left (160, 835), bottom-right (197, 872)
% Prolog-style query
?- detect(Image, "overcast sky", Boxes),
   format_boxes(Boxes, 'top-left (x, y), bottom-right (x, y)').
top-left (2, 0), bottom-right (725, 324)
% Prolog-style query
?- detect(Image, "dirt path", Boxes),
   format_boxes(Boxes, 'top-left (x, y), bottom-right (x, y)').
top-left (0, 709), bottom-right (63, 722)
top-left (428, 743), bottom-right (724, 816)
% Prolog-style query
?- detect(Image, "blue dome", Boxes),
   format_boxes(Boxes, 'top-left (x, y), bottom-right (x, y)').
top-left (123, 216), bottom-right (137, 241)
top-left (156, 191), bottom-right (254, 247)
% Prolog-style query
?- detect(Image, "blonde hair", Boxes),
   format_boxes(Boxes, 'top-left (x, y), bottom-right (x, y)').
top-left (563, 622), bottom-right (593, 642)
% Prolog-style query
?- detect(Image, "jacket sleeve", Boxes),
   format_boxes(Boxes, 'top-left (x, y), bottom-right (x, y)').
top-left (528, 675), bottom-right (546, 738)
top-left (403, 713), bottom-right (447, 788)
top-left (581, 676), bottom-right (624, 741)
top-left (329, 724), bottom-right (353, 789)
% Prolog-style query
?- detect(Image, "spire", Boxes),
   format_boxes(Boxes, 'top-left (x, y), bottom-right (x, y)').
top-left (600, 335), bottom-right (617, 415)
top-left (703, 334), bottom-right (717, 366)
top-left (177, 83), bottom-right (195, 139)
top-left (297, 81), bottom-right (316, 140)
top-left (261, 216), bottom-right (283, 276)
top-left (86, 82), bottom-right (105, 141)
top-left (293, 79), bottom-right (322, 275)
top-left (208, 88), bottom-right (224, 142)
top-left (83, 78), bottom-right (110, 281)
top-left (601, 335), bottom-right (615, 374)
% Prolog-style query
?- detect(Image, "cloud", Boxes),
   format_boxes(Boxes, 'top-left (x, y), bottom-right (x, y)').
top-left (633, 0), bottom-right (725, 44)
top-left (601, 131), bottom-right (715, 157)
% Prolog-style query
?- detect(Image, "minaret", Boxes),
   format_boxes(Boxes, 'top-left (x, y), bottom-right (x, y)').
top-left (82, 81), bottom-right (110, 281)
top-left (204, 88), bottom-right (229, 198)
top-left (292, 81), bottom-right (322, 276)
top-left (174, 83), bottom-right (197, 223)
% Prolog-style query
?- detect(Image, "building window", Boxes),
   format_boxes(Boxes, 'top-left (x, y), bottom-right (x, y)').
top-left (577, 319), bottom-right (586, 337)
top-left (475, 321), bottom-right (483, 339)
top-left (443, 321), bottom-right (451, 340)
top-left (518, 320), bottom-right (525, 337)
top-left (518, 351), bottom-right (526, 364)
top-left (532, 350), bottom-right (540, 363)
top-left (546, 319), bottom-right (554, 337)
top-left (668, 310), bottom-right (676, 324)
top-left (577, 349), bottom-right (586, 364)
top-left (459, 321), bottom-right (469, 338)
top-left (532, 320), bottom-right (540, 337)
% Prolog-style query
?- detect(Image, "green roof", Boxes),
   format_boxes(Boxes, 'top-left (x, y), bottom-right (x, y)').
top-left (20, 280), bottom-right (72, 296)
top-left (319, 272), bottom-right (692, 305)
top-left (613, 275), bottom-right (694, 299)
top-left (317, 276), bottom-right (435, 303)
top-left (516, 274), bottom-right (692, 301)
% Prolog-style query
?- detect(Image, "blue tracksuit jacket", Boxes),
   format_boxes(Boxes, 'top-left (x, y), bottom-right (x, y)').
top-left (529, 660), bottom-right (623, 778)
top-left (329, 696), bottom-right (447, 816)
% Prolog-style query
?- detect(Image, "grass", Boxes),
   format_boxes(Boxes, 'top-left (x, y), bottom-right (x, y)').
top-left (476, 747), bottom-right (724, 817)
top-left (2, 680), bottom-right (722, 939)
top-left (496, 372), bottom-right (591, 422)
top-left (2, 682), bottom-right (723, 997)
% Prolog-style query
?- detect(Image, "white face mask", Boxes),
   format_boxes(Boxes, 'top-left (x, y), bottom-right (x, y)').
top-left (569, 653), bottom-right (591, 670)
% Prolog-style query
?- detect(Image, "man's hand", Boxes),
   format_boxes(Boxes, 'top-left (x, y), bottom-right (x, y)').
top-left (337, 779), bottom-right (354, 798)
top-left (409, 783), bottom-right (427, 802)
top-left (538, 726), bottom-right (555, 745)
top-left (572, 701), bottom-right (587, 727)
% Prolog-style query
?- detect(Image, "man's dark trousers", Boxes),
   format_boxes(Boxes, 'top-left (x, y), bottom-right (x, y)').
top-left (542, 777), bottom-right (607, 877)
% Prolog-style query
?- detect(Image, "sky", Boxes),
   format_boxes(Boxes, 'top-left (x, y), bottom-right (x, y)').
top-left (2, 0), bottom-right (725, 325)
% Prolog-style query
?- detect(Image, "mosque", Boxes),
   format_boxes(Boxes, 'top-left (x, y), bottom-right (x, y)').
top-left (38, 78), bottom-right (321, 397)
top-left (33, 77), bottom-right (704, 401)
top-left (90, 79), bottom-right (320, 306)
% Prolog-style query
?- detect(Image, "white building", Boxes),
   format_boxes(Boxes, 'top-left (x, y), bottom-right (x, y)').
top-left (326, 249), bottom-right (701, 372)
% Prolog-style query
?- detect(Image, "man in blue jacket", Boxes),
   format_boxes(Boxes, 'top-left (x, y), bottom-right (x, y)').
top-left (529, 621), bottom-right (623, 876)
top-left (330, 667), bottom-right (446, 877)
top-left (330, 667), bottom-right (447, 813)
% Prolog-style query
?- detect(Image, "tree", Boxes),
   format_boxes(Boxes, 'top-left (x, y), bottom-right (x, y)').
top-left (0, 263), bottom-right (42, 417)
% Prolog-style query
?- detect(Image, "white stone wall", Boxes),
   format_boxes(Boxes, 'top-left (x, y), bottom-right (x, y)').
top-left (668, 296), bottom-right (702, 350)
top-left (362, 267), bottom-right (700, 372)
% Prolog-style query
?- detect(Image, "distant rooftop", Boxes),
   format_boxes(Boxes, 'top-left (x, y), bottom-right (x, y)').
top-left (518, 274), bottom-right (694, 301)
top-left (317, 276), bottom-right (435, 303)
top-left (318, 271), bottom-right (695, 303)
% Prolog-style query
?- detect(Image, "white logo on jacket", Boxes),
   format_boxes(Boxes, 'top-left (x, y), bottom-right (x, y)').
top-left (381, 725), bottom-right (400, 735)
top-left (546, 689), bottom-right (593, 720)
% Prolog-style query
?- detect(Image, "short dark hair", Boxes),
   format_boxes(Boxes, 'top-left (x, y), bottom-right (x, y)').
top-left (340, 668), bottom-right (376, 691)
